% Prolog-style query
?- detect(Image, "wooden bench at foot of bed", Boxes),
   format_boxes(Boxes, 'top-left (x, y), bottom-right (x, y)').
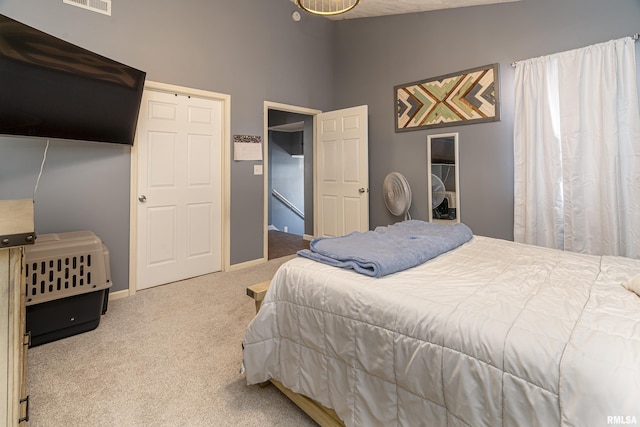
top-left (246, 281), bottom-right (345, 427)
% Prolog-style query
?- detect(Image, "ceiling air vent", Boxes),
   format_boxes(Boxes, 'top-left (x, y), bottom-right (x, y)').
top-left (63, 0), bottom-right (111, 16)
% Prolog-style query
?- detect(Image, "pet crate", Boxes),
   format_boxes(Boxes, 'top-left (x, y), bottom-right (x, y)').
top-left (24, 230), bottom-right (112, 346)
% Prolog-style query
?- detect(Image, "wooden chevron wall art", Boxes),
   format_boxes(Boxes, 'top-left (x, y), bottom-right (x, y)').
top-left (395, 63), bottom-right (500, 132)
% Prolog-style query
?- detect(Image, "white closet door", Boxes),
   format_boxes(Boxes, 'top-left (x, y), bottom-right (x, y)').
top-left (136, 89), bottom-right (222, 290)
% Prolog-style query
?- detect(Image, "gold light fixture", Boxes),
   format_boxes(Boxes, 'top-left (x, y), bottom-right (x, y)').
top-left (296, 0), bottom-right (360, 16)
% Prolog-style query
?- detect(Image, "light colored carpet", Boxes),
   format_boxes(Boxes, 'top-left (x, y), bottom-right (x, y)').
top-left (26, 255), bottom-right (317, 427)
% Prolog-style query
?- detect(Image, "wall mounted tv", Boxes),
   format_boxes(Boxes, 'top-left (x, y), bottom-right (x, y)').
top-left (0, 14), bottom-right (146, 145)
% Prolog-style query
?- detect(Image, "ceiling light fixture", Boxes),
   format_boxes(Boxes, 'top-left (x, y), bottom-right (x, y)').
top-left (296, 0), bottom-right (360, 16)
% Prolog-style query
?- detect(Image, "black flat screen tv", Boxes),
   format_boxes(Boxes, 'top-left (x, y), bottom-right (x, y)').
top-left (0, 14), bottom-right (146, 145)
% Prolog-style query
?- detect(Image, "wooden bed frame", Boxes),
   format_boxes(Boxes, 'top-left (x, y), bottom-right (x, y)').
top-left (246, 281), bottom-right (345, 427)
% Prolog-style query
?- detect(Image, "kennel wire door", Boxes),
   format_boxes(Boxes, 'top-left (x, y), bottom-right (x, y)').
top-left (24, 231), bottom-right (112, 306)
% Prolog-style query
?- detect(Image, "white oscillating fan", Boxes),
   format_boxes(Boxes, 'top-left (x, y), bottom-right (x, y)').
top-left (383, 172), bottom-right (412, 220)
top-left (431, 173), bottom-right (446, 209)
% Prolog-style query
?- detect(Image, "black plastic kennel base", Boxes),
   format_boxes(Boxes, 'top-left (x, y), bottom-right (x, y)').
top-left (26, 288), bottom-right (109, 347)
top-left (24, 230), bottom-right (113, 347)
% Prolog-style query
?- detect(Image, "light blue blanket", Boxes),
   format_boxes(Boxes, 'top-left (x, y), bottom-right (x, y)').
top-left (297, 220), bottom-right (473, 277)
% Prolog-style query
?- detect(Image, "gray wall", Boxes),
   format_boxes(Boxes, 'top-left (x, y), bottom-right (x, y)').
top-left (333, 0), bottom-right (640, 239)
top-left (0, 0), bottom-right (333, 292)
top-left (0, 137), bottom-right (131, 293)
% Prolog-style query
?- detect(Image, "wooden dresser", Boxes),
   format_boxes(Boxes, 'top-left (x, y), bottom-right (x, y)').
top-left (0, 199), bottom-right (35, 426)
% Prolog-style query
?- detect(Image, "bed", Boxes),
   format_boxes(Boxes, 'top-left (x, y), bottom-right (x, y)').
top-left (242, 222), bottom-right (640, 427)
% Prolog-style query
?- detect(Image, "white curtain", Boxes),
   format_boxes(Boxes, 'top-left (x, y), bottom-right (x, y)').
top-left (514, 37), bottom-right (640, 259)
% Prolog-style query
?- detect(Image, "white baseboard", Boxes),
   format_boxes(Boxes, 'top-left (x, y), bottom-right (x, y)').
top-left (227, 257), bottom-right (266, 272)
top-left (303, 234), bottom-right (314, 241)
top-left (108, 289), bottom-right (131, 300)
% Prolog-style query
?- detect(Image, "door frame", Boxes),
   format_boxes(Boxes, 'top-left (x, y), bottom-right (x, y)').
top-left (127, 80), bottom-right (231, 297)
top-left (263, 101), bottom-right (322, 263)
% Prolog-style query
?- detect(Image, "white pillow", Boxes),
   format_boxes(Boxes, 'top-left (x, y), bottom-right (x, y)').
top-left (622, 273), bottom-right (640, 297)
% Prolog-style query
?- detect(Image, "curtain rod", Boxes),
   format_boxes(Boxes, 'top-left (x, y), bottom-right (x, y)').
top-left (511, 33), bottom-right (639, 67)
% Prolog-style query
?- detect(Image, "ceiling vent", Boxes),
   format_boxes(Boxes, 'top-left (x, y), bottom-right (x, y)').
top-left (63, 0), bottom-right (111, 16)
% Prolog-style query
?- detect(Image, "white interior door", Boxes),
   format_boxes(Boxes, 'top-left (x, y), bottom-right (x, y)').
top-left (316, 105), bottom-right (369, 237)
top-left (136, 89), bottom-right (222, 290)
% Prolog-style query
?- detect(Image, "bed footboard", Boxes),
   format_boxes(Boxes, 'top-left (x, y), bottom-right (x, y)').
top-left (246, 280), bottom-right (270, 312)
top-left (246, 281), bottom-right (345, 427)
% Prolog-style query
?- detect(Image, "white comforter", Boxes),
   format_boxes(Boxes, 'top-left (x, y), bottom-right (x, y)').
top-left (242, 236), bottom-right (640, 426)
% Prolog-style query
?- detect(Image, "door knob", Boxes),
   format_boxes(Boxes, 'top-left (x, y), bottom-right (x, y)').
top-left (358, 187), bottom-right (368, 194)
top-left (138, 195), bottom-right (147, 203)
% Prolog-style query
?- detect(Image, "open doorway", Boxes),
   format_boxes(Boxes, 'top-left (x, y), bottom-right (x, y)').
top-left (263, 102), bottom-right (370, 261)
top-left (264, 102), bottom-right (320, 259)
top-left (267, 109), bottom-right (313, 259)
